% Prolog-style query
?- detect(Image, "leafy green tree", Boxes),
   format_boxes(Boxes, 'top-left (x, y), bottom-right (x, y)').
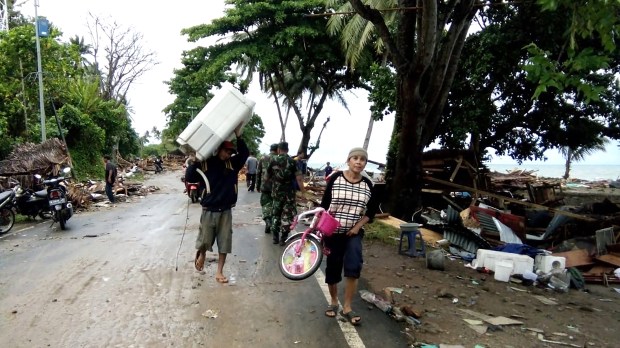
top-left (442, 2), bottom-right (620, 162)
top-left (0, 23), bottom-right (82, 144)
top-left (344, 0), bottom-right (480, 219)
top-left (167, 0), bottom-right (368, 159)
top-left (524, 0), bottom-right (620, 101)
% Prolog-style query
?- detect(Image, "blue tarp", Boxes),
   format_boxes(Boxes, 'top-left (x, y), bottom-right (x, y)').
top-left (493, 243), bottom-right (541, 258)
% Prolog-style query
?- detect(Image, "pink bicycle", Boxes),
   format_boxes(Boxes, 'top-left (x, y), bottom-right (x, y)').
top-left (279, 207), bottom-right (340, 280)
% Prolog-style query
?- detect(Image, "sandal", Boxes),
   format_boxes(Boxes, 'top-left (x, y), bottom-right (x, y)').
top-left (325, 304), bottom-right (339, 318)
top-left (194, 250), bottom-right (205, 271)
top-left (340, 310), bottom-right (361, 326)
top-left (215, 276), bottom-right (229, 284)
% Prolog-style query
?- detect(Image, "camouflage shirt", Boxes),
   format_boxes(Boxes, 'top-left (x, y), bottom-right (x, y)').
top-left (256, 153), bottom-right (274, 192)
top-left (266, 153), bottom-right (300, 194)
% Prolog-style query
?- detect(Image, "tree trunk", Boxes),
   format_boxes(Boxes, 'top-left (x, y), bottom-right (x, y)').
top-left (563, 149), bottom-right (572, 180)
top-left (363, 117), bottom-right (374, 150)
top-left (387, 73), bottom-right (425, 220)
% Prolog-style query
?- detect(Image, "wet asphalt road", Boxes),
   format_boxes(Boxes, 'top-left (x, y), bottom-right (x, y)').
top-left (0, 170), bottom-right (406, 347)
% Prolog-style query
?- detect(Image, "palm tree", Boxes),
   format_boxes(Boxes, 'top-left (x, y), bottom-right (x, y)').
top-left (560, 137), bottom-right (610, 179)
top-left (326, 0), bottom-right (397, 151)
top-left (69, 35), bottom-right (93, 67)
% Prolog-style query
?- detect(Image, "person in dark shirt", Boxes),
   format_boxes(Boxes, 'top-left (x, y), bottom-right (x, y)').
top-left (103, 155), bottom-right (117, 204)
top-left (324, 162), bottom-right (333, 178)
top-left (194, 124), bottom-right (248, 284)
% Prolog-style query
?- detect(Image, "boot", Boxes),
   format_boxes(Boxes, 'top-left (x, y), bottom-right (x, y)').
top-left (264, 221), bottom-right (271, 234)
top-left (272, 229), bottom-right (280, 244)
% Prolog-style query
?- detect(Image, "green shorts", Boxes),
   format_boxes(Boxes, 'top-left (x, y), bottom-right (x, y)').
top-left (195, 209), bottom-right (233, 253)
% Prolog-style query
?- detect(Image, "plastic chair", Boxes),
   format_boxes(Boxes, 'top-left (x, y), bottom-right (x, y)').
top-left (398, 223), bottom-right (425, 257)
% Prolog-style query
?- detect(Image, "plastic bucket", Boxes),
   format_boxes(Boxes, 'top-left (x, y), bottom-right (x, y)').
top-left (316, 211), bottom-right (340, 236)
top-left (494, 260), bottom-right (513, 282)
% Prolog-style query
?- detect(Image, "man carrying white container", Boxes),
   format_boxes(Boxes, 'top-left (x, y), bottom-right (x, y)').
top-left (194, 123), bottom-right (249, 284)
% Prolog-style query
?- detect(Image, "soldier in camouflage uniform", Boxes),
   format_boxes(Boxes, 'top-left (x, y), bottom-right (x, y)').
top-left (267, 141), bottom-right (305, 245)
top-left (256, 143), bottom-right (278, 234)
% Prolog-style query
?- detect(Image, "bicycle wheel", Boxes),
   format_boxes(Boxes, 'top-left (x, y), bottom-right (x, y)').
top-left (279, 233), bottom-right (323, 281)
top-left (0, 207), bottom-right (15, 234)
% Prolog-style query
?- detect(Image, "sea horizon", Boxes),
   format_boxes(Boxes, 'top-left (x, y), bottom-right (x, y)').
top-left (486, 163), bottom-right (620, 181)
top-left (307, 162), bottom-right (620, 182)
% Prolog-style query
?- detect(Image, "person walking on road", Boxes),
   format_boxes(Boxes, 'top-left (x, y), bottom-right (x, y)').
top-left (324, 162), bottom-right (333, 178)
top-left (194, 124), bottom-right (249, 284)
top-left (321, 147), bottom-right (378, 326)
top-left (245, 152), bottom-right (258, 192)
top-left (256, 144), bottom-right (278, 234)
top-left (103, 155), bottom-right (117, 204)
top-left (267, 141), bottom-right (305, 245)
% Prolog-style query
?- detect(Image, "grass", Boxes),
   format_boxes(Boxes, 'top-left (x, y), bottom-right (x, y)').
top-left (364, 220), bottom-right (401, 245)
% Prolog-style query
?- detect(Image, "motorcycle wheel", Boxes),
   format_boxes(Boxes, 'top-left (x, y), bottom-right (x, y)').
top-left (190, 189), bottom-right (197, 203)
top-left (59, 212), bottom-right (67, 230)
top-left (0, 207), bottom-right (15, 234)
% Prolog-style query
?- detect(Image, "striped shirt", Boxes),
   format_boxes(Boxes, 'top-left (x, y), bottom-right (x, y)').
top-left (320, 171), bottom-right (378, 234)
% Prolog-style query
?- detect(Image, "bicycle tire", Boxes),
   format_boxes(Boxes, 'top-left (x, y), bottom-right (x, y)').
top-left (0, 207), bottom-right (15, 234)
top-left (279, 233), bottom-right (323, 281)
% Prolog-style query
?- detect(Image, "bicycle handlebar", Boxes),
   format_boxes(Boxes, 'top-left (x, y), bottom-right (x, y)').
top-left (290, 207), bottom-right (326, 231)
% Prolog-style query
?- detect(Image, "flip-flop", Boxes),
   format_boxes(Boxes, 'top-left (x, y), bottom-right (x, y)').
top-left (215, 276), bottom-right (229, 284)
top-left (340, 310), bottom-right (361, 326)
top-left (325, 304), bottom-right (338, 318)
top-left (194, 250), bottom-right (205, 271)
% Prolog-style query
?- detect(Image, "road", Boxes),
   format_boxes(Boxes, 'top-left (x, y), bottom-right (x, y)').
top-left (0, 170), bottom-right (406, 348)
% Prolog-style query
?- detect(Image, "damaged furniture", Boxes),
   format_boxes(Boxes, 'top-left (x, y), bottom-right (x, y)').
top-left (398, 223), bottom-right (426, 257)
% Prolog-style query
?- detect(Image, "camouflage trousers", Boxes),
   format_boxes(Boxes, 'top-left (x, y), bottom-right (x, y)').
top-left (260, 192), bottom-right (274, 224)
top-left (270, 190), bottom-right (297, 241)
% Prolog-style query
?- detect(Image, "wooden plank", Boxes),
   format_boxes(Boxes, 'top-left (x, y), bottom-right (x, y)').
top-left (595, 254), bottom-right (620, 267)
top-left (424, 176), bottom-right (595, 221)
top-left (552, 249), bottom-right (594, 267)
top-left (449, 155), bottom-right (464, 182)
top-left (459, 309), bottom-right (523, 326)
top-left (582, 265), bottom-right (614, 276)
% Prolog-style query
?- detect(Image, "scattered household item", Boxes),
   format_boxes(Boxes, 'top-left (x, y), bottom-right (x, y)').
top-left (398, 223), bottom-right (426, 257)
top-left (535, 255), bottom-right (566, 273)
top-left (426, 249), bottom-right (445, 270)
top-left (176, 83), bottom-right (255, 160)
top-left (494, 260), bottom-right (513, 282)
top-left (549, 275), bottom-right (569, 292)
top-left (473, 249), bottom-right (534, 275)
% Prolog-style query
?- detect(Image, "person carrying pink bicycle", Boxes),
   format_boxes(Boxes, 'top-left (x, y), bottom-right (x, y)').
top-left (320, 147), bottom-right (379, 326)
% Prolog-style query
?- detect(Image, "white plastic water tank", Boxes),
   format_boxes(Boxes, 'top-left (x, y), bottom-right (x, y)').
top-left (176, 83), bottom-right (256, 160)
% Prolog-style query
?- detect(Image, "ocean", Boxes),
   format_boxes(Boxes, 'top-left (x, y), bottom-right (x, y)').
top-left (486, 164), bottom-right (620, 182)
top-left (308, 162), bottom-right (620, 182)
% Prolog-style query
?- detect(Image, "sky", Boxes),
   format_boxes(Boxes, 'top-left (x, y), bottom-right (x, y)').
top-left (18, 0), bottom-right (620, 168)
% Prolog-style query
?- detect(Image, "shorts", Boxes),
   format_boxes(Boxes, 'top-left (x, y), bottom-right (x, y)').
top-left (324, 231), bottom-right (364, 284)
top-left (195, 209), bottom-right (233, 253)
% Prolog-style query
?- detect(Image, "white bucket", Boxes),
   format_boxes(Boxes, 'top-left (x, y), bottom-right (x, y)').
top-left (176, 83), bottom-right (255, 160)
top-left (494, 260), bottom-right (513, 282)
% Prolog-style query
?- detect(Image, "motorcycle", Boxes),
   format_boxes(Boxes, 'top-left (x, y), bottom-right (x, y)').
top-left (0, 188), bottom-right (16, 234)
top-left (43, 167), bottom-right (73, 230)
top-left (12, 175), bottom-right (53, 220)
top-left (154, 158), bottom-right (164, 173)
top-left (186, 181), bottom-right (201, 203)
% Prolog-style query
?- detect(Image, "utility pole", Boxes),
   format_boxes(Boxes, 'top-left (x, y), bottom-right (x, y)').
top-left (34, 0), bottom-right (46, 142)
top-left (0, 0), bottom-right (8, 32)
